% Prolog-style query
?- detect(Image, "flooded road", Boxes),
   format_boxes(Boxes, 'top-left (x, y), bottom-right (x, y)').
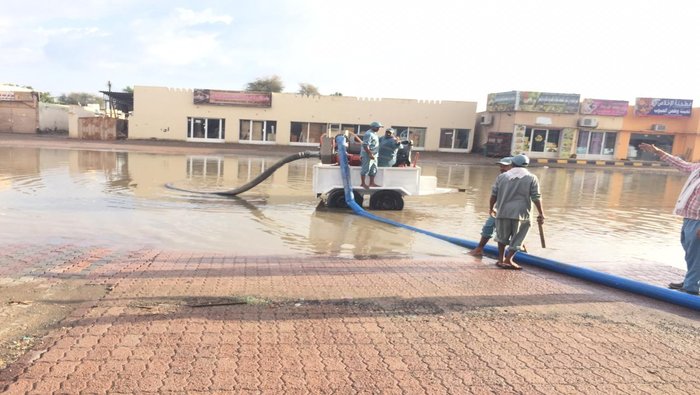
top-left (0, 146), bottom-right (687, 271)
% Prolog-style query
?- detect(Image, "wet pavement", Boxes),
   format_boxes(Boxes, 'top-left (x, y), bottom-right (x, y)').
top-left (0, 244), bottom-right (698, 394)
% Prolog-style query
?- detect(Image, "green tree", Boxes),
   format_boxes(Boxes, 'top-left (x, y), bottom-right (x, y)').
top-left (298, 83), bottom-right (320, 96)
top-left (122, 86), bottom-right (133, 93)
top-left (57, 92), bottom-right (103, 106)
top-left (330, 92), bottom-right (343, 96)
top-left (245, 75), bottom-right (284, 93)
top-left (39, 92), bottom-right (55, 103)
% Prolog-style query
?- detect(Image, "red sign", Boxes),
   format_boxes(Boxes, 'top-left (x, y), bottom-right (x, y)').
top-left (193, 89), bottom-right (272, 107)
top-left (580, 99), bottom-right (629, 116)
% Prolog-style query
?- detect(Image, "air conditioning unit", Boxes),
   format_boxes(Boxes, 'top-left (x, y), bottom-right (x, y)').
top-left (651, 124), bottom-right (666, 132)
top-left (578, 118), bottom-right (598, 128)
top-left (480, 114), bottom-right (493, 125)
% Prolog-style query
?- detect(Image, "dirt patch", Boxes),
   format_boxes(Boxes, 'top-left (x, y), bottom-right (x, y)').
top-left (0, 279), bottom-right (107, 369)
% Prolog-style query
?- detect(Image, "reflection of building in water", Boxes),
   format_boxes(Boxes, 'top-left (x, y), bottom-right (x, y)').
top-left (308, 210), bottom-right (420, 258)
top-left (70, 151), bottom-right (132, 191)
top-left (0, 147), bottom-right (40, 175)
top-left (308, 211), bottom-right (368, 257)
top-left (537, 167), bottom-right (683, 209)
top-left (188, 156), bottom-right (224, 182)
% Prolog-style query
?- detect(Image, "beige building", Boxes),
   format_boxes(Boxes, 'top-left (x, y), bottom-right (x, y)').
top-left (476, 91), bottom-right (700, 162)
top-left (129, 86), bottom-right (478, 152)
top-left (0, 84), bottom-right (38, 133)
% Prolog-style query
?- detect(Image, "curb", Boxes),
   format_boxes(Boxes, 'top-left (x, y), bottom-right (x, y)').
top-left (535, 158), bottom-right (669, 167)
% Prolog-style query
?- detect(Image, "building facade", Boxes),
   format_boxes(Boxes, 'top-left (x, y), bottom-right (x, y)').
top-left (129, 86), bottom-right (478, 153)
top-left (0, 85), bottom-right (39, 134)
top-left (477, 91), bottom-right (699, 161)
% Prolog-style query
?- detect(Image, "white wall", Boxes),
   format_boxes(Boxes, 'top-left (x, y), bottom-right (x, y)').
top-left (39, 103), bottom-right (70, 132)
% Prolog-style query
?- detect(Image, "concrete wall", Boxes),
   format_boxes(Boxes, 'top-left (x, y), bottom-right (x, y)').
top-left (76, 117), bottom-right (126, 140)
top-left (39, 103), bottom-right (70, 132)
top-left (129, 86), bottom-right (478, 152)
top-left (68, 106), bottom-right (101, 138)
top-left (0, 91), bottom-right (38, 133)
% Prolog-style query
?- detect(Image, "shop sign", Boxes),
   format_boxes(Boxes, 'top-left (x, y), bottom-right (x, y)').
top-left (635, 97), bottom-right (692, 117)
top-left (194, 89), bottom-right (272, 107)
top-left (0, 91), bottom-right (34, 102)
top-left (487, 91), bottom-right (517, 112)
top-left (580, 99), bottom-right (629, 116)
top-left (517, 91), bottom-right (580, 114)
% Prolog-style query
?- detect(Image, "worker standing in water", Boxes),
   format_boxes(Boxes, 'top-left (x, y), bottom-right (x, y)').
top-left (469, 156), bottom-right (525, 257)
top-left (490, 154), bottom-right (544, 270)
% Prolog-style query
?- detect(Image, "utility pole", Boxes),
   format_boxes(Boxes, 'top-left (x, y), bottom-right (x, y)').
top-left (107, 80), bottom-right (114, 117)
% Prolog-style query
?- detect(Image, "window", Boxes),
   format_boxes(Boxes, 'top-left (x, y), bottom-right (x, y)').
top-left (576, 131), bottom-right (617, 155)
top-left (187, 117), bottom-right (225, 141)
top-left (524, 128), bottom-right (560, 153)
top-left (240, 120), bottom-right (276, 143)
top-left (289, 122), bottom-right (328, 143)
top-left (393, 126), bottom-right (426, 149)
top-left (628, 133), bottom-right (674, 160)
top-left (439, 128), bottom-right (470, 149)
top-left (290, 122), bottom-right (373, 144)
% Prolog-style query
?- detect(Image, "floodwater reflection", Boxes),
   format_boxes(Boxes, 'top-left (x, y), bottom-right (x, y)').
top-left (0, 147), bottom-right (687, 270)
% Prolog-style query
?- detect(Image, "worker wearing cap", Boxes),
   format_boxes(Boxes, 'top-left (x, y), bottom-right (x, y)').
top-left (469, 157), bottom-right (516, 257)
top-left (490, 154), bottom-right (545, 270)
top-left (378, 128), bottom-right (403, 167)
top-left (360, 121), bottom-right (382, 188)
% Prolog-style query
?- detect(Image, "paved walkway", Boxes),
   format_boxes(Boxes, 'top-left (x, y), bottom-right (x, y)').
top-left (0, 244), bottom-right (698, 394)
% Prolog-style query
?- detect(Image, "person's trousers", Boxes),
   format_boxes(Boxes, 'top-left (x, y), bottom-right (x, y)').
top-left (681, 218), bottom-right (700, 293)
top-left (480, 216), bottom-right (496, 239)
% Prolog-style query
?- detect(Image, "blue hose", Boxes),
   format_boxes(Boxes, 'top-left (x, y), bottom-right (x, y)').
top-left (335, 135), bottom-right (700, 311)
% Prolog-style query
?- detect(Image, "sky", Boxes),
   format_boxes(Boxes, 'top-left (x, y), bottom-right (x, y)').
top-left (2, 0), bottom-right (699, 110)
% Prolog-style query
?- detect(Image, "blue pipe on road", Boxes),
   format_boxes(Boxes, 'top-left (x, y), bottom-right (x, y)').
top-left (335, 135), bottom-right (700, 311)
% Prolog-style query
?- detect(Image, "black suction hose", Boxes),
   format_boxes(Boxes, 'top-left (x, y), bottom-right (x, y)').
top-left (166, 150), bottom-right (320, 196)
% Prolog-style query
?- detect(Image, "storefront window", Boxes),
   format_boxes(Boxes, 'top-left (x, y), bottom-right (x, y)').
top-left (439, 128), bottom-right (470, 149)
top-left (240, 120), bottom-right (276, 143)
top-left (187, 117), bottom-right (225, 141)
top-left (603, 133), bottom-right (616, 155)
top-left (394, 126), bottom-right (426, 149)
top-left (290, 122), bottom-right (327, 143)
top-left (524, 128), bottom-right (560, 153)
top-left (577, 131), bottom-right (616, 156)
top-left (628, 133), bottom-right (674, 160)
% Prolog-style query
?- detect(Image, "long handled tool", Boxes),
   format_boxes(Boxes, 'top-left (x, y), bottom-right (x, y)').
top-left (538, 221), bottom-right (546, 248)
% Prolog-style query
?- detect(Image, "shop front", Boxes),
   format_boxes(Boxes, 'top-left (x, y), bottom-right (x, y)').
top-left (627, 133), bottom-right (674, 160)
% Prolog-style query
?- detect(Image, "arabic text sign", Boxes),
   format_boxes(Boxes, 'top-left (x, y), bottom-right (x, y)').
top-left (635, 98), bottom-right (692, 117)
top-left (518, 92), bottom-right (580, 114)
top-left (580, 99), bottom-right (629, 116)
top-left (486, 91), bottom-right (517, 112)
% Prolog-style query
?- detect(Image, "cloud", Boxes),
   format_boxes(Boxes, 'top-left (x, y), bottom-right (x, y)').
top-left (174, 7), bottom-right (233, 26)
top-left (130, 8), bottom-right (234, 67)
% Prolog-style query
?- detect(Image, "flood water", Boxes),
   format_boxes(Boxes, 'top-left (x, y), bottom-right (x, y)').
top-left (0, 146), bottom-right (688, 271)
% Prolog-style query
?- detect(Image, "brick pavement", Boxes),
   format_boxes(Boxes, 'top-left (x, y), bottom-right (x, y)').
top-left (0, 244), bottom-right (699, 394)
